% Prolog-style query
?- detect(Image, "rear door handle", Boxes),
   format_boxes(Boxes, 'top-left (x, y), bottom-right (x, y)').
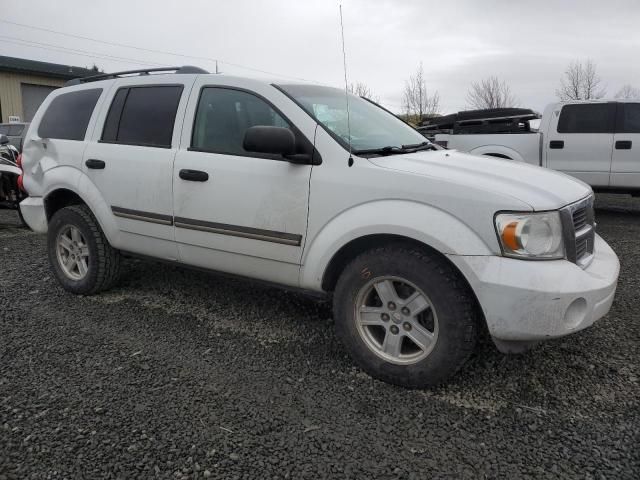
top-left (549, 140), bottom-right (564, 149)
top-left (179, 169), bottom-right (209, 182)
top-left (86, 159), bottom-right (105, 169)
top-left (615, 140), bottom-right (632, 150)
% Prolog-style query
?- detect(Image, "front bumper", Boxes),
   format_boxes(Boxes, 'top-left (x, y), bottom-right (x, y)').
top-left (448, 234), bottom-right (619, 341)
top-left (19, 196), bottom-right (47, 233)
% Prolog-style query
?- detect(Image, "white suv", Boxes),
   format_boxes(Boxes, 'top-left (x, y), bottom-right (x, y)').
top-left (19, 66), bottom-right (620, 387)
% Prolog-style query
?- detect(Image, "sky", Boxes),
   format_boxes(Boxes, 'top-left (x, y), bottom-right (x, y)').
top-left (1, 0), bottom-right (639, 114)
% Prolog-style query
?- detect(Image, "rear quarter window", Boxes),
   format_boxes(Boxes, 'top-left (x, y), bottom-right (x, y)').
top-left (38, 88), bottom-right (103, 140)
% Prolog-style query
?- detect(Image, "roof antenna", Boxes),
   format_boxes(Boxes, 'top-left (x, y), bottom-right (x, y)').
top-left (339, 3), bottom-right (354, 167)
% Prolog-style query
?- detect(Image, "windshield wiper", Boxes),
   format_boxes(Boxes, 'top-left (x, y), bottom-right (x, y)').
top-left (353, 145), bottom-right (405, 156)
top-left (354, 141), bottom-right (436, 156)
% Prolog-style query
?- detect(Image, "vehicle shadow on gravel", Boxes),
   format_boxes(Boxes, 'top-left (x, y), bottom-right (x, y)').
top-left (111, 255), bottom-right (587, 395)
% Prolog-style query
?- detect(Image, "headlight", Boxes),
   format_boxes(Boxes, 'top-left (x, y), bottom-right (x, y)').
top-left (495, 211), bottom-right (564, 259)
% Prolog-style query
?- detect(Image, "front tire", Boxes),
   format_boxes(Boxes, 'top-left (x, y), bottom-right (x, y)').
top-left (333, 244), bottom-right (478, 388)
top-left (48, 204), bottom-right (121, 294)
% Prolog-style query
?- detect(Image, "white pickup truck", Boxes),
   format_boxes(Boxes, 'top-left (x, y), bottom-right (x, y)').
top-left (425, 101), bottom-right (640, 194)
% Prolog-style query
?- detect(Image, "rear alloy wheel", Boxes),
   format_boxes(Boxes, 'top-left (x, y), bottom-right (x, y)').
top-left (333, 244), bottom-right (478, 388)
top-left (48, 204), bottom-right (121, 294)
top-left (56, 225), bottom-right (90, 281)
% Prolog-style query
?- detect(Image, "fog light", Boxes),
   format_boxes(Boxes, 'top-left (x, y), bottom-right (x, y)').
top-left (564, 298), bottom-right (587, 329)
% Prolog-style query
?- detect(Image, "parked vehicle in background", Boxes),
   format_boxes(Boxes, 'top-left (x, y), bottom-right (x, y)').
top-left (0, 134), bottom-right (27, 225)
top-left (18, 67), bottom-right (619, 387)
top-left (422, 101), bottom-right (640, 195)
top-left (0, 122), bottom-right (30, 152)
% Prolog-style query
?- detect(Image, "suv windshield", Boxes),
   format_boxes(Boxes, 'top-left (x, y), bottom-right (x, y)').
top-left (276, 84), bottom-right (430, 154)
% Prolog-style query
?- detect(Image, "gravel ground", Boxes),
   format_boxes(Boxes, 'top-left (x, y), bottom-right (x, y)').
top-left (1, 194), bottom-right (638, 479)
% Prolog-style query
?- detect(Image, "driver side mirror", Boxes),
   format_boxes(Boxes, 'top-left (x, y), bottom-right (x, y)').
top-left (0, 134), bottom-right (9, 145)
top-left (243, 126), bottom-right (296, 156)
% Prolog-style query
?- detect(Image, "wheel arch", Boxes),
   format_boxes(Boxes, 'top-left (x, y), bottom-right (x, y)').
top-left (42, 172), bottom-right (119, 245)
top-left (44, 188), bottom-right (85, 221)
top-left (321, 233), bottom-right (488, 337)
top-left (321, 234), bottom-right (454, 291)
top-left (469, 145), bottom-right (524, 162)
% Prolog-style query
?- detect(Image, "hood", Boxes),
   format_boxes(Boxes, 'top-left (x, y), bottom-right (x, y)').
top-left (368, 149), bottom-right (592, 210)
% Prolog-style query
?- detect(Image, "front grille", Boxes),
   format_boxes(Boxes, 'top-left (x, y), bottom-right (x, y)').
top-left (572, 207), bottom-right (588, 230)
top-left (561, 195), bottom-right (595, 268)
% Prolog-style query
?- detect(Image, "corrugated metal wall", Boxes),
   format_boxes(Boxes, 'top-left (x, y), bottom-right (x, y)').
top-left (0, 72), bottom-right (65, 122)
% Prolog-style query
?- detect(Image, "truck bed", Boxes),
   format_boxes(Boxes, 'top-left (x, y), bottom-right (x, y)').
top-left (434, 131), bottom-right (542, 165)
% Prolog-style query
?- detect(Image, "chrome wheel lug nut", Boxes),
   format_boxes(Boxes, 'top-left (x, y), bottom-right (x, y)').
top-left (403, 322), bottom-right (412, 331)
top-left (381, 313), bottom-right (390, 322)
top-left (388, 302), bottom-right (396, 310)
top-left (390, 325), bottom-right (399, 335)
top-left (401, 307), bottom-right (410, 316)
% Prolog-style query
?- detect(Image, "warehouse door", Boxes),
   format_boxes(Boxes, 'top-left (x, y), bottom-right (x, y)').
top-left (21, 83), bottom-right (58, 121)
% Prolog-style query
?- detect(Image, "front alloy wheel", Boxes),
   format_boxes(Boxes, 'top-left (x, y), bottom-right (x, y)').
top-left (333, 244), bottom-right (479, 388)
top-left (355, 276), bottom-right (438, 365)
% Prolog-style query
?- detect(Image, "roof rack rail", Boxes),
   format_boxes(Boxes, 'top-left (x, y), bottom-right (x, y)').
top-left (64, 65), bottom-right (209, 86)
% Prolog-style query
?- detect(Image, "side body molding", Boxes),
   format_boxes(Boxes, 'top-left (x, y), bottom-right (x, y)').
top-left (299, 200), bottom-right (493, 291)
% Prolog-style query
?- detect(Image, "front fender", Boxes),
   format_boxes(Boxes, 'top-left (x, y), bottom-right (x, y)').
top-left (300, 200), bottom-right (493, 291)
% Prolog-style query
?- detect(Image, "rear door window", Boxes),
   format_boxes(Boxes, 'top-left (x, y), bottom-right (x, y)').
top-left (557, 103), bottom-right (616, 133)
top-left (618, 103), bottom-right (640, 133)
top-left (101, 85), bottom-right (183, 148)
top-left (38, 88), bottom-right (102, 140)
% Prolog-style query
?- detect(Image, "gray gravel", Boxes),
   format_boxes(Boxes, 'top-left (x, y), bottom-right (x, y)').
top-left (1, 194), bottom-right (638, 479)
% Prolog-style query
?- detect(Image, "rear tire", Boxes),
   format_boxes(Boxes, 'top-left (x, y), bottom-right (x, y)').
top-left (333, 244), bottom-right (478, 388)
top-left (48, 204), bottom-right (121, 294)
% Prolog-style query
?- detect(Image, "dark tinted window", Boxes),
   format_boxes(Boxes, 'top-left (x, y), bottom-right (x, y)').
top-left (101, 86), bottom-right (183, 148)
top-left (557, 103), bottom-right (615, 134)
top-left (101, 89), bottom-right (128, 142)
top-left (8, 125), bottom-right (24, 136)
top-left (620, 103), bottom-right (640, 133)
top-left (191, 87), bottom-right (290, 155)
top-left (38, 89), bottom-right (102, 140)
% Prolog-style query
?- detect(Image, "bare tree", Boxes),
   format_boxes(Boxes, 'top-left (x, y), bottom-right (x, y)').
top-left (556, 59), bottom-right (606, 101)
top-left (615, 84), bottom-right (640, 100)
top-left (466, 76), bottom-right (518, 109)
top-left (348, 82), bottom-right (380, 103)
top-left (402, 62), bottom-right (440, 123)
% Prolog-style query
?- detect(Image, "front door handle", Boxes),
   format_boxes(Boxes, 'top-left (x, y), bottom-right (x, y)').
top-left (615, 140), bottom-right (632, 150)
top-left (549, 140), bottom-right (564, 149)
top-left (86, 159), bottom-right (105, 169)
top-left (179, 169), bottom-right (209, 182)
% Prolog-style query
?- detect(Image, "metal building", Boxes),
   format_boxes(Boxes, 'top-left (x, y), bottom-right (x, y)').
top-left (0, 55), bottom-right (96, 123)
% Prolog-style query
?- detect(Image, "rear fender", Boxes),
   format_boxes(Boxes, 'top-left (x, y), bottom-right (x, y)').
top-left (40, 166), bottom-right (119, 245)
top-left (469, 145), bottom-right (524, 162)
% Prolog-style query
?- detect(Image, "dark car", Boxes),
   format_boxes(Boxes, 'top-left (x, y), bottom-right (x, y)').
top-left (0, 122), bottom-right (30, 152)
top-left (0, 134), bottom-right (26, 225)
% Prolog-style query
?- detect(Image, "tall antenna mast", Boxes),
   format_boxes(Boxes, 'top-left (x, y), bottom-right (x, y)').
top-left (339, 4), bottom-right (354, 167)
